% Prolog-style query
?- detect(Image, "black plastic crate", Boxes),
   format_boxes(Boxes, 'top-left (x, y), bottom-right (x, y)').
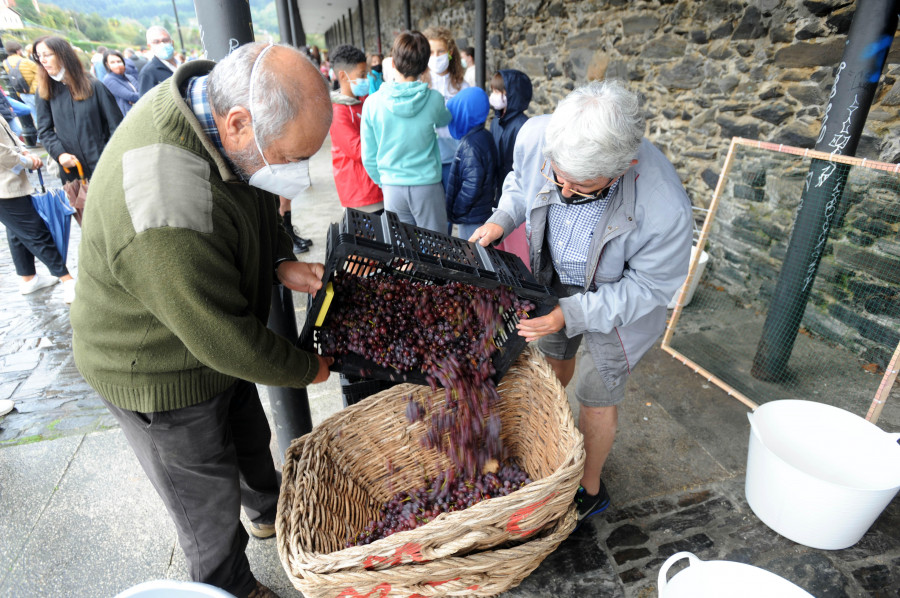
top-left (339, 374), bottom-right (401, 407)
top-left (298, 209), bottom-right (557, 386)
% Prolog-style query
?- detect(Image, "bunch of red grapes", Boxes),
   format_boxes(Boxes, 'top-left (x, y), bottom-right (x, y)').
top-left (319, 270), bottom-right (538, 544)
top-left (350, 464), bottom-right (532, 546)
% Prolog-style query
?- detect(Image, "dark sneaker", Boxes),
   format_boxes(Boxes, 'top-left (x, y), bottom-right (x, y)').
top-left (575, 480), bottom-right (611, 521)
top-left (249, 521), bottom-right (276, 539)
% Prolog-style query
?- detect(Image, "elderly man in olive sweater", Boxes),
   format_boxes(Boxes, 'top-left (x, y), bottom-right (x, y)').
top-left (71, 43), bottom-right (332, 598)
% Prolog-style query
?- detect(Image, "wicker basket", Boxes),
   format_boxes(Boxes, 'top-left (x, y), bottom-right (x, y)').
top-left (277, 346), bottom-right (584, 588)
top-left (285, 508), bottom-right (576, 598)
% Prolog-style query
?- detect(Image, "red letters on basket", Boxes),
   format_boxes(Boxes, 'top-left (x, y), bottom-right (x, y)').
top-left (505, 493), bottom-right (556, 537)
top-left (336, 583), bottom-right (392, 598)
top-left (363, 542), bottom-right (426, 569)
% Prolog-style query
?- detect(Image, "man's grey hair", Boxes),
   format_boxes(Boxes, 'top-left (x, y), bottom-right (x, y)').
top-left (146, 26), bottom-right (170, 45)
top-left (542, 80), bottom-right (645, 181)
top-left (207, 42), bottom-right (329, 151)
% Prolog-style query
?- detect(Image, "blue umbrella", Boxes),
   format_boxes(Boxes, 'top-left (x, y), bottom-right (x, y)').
top-left (31, 167), bottom-right (75, 261)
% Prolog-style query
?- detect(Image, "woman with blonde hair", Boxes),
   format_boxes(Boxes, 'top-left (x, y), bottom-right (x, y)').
top-left (422, 26), bottom-right (469, 194)
top-left (32, 36), bottom-right (122, 183)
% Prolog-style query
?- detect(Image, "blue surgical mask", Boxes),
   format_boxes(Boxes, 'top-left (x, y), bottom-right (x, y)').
top-left (246, 44), bottom-right (312, 201)
top-left (350, 77), bottom-right (369, 97)
top-left (154, 43), bottom-right (175, 61)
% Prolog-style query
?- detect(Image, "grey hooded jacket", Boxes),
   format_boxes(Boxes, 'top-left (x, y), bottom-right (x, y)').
top-left (486, 115), bottom-right (693, 391)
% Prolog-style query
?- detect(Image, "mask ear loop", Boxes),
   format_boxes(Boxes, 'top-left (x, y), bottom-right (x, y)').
top-left (249, 42), bottom-right (275, 169)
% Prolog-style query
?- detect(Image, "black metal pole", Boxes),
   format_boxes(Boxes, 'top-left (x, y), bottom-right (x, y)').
top-left (343, 15), bottom-right (348, 44)
top-left (192, 0), bottom-right (254, 60)
top-left (171, 0), bottom-right (186, 53)
top-left (275, 0), bottom-right (292, 45)
top-left (358, 0), bottom-right (365, 51)
top-left (475, 0), bottom-right (486, 89)
top-left (373, 0), bottom-right (382, 54)
top-left (289, 0), bottom-right (305, 47)
top-left (349, 9), bottom-right (355, 46)
top-left (751, 0), bottom-right (899, 381)
top-left (193, 0), bottom-right (314, 457)
top-left (404, 0), bottom-right (411, 30)
top-left (267, 285), bottom-right (315, 459)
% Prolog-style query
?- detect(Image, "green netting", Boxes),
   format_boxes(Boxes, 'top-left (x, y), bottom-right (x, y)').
top-left (665, 140), bottom-right (900, 429)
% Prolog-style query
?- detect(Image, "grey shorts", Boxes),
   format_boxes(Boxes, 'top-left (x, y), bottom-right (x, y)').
top-left (538, 330), bottom-right (627, 407)
top-left (538, 272), bottom-right (628, 408)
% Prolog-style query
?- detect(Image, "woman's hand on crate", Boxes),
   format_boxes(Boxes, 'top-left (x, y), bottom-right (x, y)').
top-left (312, 355), bottom-right (334, 384)
top-left (516, 305), bottom-right (565, 342)
top-left (469, 223), bottom-right (504, 247)
top-left (277, 260), bottom-right (326, 296)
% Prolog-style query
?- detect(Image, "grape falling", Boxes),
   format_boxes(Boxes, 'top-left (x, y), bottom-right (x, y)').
top-left (318, 270), bottom-right (537, 544)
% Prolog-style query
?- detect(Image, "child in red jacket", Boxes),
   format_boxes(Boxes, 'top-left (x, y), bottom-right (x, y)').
top-left (329, 45), bottom-right (383, 212)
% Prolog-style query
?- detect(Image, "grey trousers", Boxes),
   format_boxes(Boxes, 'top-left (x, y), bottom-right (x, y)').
top-left (382, 182), bottom-right (447, 233)
top-left (102, 380), bottom-right (279, 598)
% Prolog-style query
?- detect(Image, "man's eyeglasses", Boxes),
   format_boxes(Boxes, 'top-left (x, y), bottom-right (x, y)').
top-left (540, 159), bottom-right (616, 201)
top-left (149, 38), bottom-right (172, 45)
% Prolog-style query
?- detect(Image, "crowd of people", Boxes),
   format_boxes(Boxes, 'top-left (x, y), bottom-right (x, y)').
top-left (1, 24), bottom-right (692, 598)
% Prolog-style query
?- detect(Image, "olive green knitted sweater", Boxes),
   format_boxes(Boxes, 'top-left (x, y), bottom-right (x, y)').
top-left (72, 60), bottom-right (318, 413)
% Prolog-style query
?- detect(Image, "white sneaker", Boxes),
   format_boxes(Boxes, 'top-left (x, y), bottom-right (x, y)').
top-left (0, 399), bottom-right (14, 417)
top-left (61, 278), bottom-right (77, 304)
top-left (19, 274), bottom-right (58, 295)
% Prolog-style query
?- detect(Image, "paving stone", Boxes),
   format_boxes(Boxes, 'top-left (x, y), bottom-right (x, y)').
top-left (613, 547), bottom-right (652, 565)
top-left (851, 564), bottom-right (894, 594)
top-left (606, 523), bottom-right (650, 549)
top-left (618, 567), bottom-right (645, 583)
top-left (606, 497), bottom-right (675, 524)
top-left (657, 533), bottom-right (716, 559)
top-left (647, 498), bottom-right (736, 535)
top-left (760, 552), bottom-right (852, 598)
top-left (677, 489), bottom-right (712, 507)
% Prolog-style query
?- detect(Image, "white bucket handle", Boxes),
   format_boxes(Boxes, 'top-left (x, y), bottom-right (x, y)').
top-left (658, 551), bottom-right (701, 591)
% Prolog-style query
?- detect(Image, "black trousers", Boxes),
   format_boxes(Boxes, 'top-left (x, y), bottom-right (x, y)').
top-left (102, 380), bottom-right (280, 598)
top-left (0, 194), bottom-right (68, 277)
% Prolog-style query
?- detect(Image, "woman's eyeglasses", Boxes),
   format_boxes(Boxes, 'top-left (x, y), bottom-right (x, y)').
top-left (540, 159), bottom-right (615, 201)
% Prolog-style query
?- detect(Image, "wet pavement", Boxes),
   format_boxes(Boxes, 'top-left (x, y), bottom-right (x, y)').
top-left (1, 138), bottom-right (898, 598)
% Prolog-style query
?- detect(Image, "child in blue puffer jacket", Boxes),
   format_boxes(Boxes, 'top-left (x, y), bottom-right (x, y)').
top-left (445, 87), bottom-right (498, 241)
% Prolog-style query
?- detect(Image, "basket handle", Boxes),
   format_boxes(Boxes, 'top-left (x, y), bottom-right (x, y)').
top-left (658, 551), bottom-right (700, 591)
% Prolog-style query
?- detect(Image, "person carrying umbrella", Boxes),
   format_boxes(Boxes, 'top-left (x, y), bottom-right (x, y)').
top-left (0, 114), bottom-right (76, 303)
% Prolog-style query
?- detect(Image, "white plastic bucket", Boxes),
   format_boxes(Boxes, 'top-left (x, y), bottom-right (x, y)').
top-left (657, 551), bottom-right (815, 598)
top-left (114, 580), bottom-right (237, 598)
top-left (745, 400), bottom-right (900, 550)
top-left (667, 245), bottom-right (709, 309)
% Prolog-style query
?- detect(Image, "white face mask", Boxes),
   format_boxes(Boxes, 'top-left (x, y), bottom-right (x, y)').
top-left (428, 53), bottom-right (450, 75)
top-left (489, 92), bottom-right (507, 111)
top-left (50, 67), bottom-right (66, 83)
top-left (245, 44), bottom-right (311, 201)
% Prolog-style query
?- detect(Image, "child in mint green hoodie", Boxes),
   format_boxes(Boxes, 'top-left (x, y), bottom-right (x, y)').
top-left (361, 31), bottom-right (451, 233)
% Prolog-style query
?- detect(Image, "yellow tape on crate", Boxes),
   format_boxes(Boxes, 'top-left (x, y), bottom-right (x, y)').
top-left (314, 282), bottom-right (335, 327)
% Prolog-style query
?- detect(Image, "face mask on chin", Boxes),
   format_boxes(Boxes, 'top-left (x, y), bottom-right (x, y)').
top-left (244, 43), bottom-right (311, 201)
top-left (49, 67), bottom-right (66, 83)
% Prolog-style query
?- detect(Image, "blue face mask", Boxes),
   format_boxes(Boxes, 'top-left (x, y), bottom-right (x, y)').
top-left (154, 43), bottom-right (175, 61)
top-left (350, 77), bottom-right (370, 97)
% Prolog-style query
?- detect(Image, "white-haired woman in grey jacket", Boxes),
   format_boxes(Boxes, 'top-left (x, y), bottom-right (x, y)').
top-left (471, 80), bottom-right (693, 523)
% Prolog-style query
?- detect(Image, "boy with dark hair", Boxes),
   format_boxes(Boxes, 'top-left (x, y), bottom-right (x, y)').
top-left (367, 52), bottom-right (384, 94)
top-left (445, 87), bottom-right (497, 240)
top-left (490, 69), bottom-right (533, 266)
top-left (329, 44), bottom-right (383, 212)
top-left (461, 46), bottom-right (476, 87)
top-left (361, 31), bottom-right (451, 233)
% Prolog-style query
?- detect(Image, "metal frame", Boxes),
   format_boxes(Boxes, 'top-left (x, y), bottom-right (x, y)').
top-left (661, 137), bottom-right (900, 423)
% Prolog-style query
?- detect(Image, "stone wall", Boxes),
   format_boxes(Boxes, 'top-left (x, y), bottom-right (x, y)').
top-left (345, 0), bottom-right (900, 208)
